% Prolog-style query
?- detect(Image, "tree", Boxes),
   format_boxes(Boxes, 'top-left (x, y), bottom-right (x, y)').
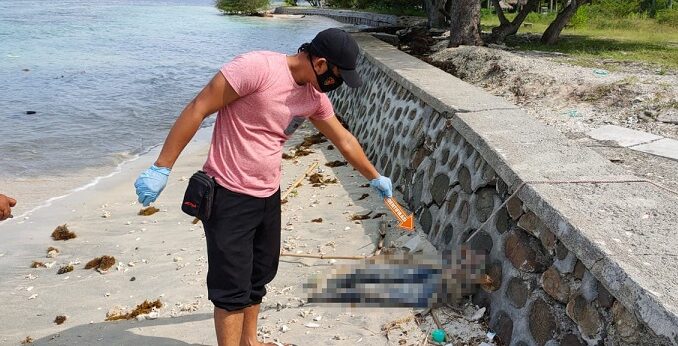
top-left (307, 0), bottom-right (322, 6)
top-left (449, 0), bottom-right (483, 46)
top-left (216, 0), bottom-right (270, 14)
top-left (423, 0), bottom-right (450, 28)
top-left (489, 0), bottom-right (539, 43)
top-left (541, 0), bottom-right (591, 44)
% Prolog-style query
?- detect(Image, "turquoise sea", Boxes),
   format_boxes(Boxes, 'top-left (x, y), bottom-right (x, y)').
top-left (0, 0), bottom-right (337, 177)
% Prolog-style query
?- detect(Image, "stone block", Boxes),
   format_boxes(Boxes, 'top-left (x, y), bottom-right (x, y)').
top-left (431, 174), bottom-right (450, 206)
top-left (529, 298), bottom-right (558, 346)
top-left (506, 196), bottom-right (523, 220)
top-left (573, 260), bottom-right (586, 280)
top-left (483, 261), bottom-right (502, 292)
top-left (555, 241), bottom-right (569, 260)
top-left (495, 207), bottom-right (509, 234)
top-left (560, 334), bottom-right (584, 346)
top-left (611, 301), bottom-right (641, 344)
top-left (539, 228), bottom-right (557, 252)
top-left (458, 165), bottom-right (472, 193)
top-left (491, 311), bottom-right (513, 344)
top-left (596, 285), bottom-right (615, 309)
top-left (506, 276), bottom-right (528, 308)
top-left (475, 187), bottom-right (496, 223)
top-left (467, 230), bottom-right (493, 255)
top-left (505, 228), bottom-right (552, 273)
top-left (458, 200), bottom-right (470, 225)
top-left (542, 266), bottom-right (570, 304)
top-left (566, 294), bottom-right (602, 341)
top-left (420, 208), bottom-right (432, 235)
top-left (517, 211), bottom-right (540, 235)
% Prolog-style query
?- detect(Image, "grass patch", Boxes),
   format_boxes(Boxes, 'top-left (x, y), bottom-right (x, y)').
top-left (481, 11), bottom-right (678, 68)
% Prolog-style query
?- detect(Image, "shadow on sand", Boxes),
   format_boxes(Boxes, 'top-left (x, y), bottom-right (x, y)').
top-left (31, 313), bottom-right (213, 346)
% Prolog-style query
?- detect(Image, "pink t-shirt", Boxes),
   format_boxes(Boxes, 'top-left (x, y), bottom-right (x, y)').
top-left (203, 51), bottom-right (335, 198)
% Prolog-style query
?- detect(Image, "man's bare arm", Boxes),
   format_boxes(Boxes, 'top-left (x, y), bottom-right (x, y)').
top-left (310, 116), bottom-right (380, 180)
top-left (154, 73), bottom-right (240, 169)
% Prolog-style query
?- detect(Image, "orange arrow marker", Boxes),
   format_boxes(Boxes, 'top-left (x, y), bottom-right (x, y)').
top-left (384, 197), bottom-right (414, 231)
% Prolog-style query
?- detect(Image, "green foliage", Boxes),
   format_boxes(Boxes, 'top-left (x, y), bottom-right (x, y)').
top-left (656, 9), bottom-right (678, 27)
top-left (215, 0), bottom-right (269, 14)
top-left (325, 0), bottom-right (422, 16)
top-left (283, 0), bottom-right (298, 6)
top-left (325, 0), bottom-right (355, 8)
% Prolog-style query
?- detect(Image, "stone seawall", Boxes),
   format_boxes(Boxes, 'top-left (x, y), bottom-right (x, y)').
top-left (273, 6), bottom-right (399, 27)
top-left (330, 34), bottom-right (678, 345)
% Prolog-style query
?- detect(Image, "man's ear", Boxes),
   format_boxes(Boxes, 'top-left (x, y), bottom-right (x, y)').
top-left (313, 57), bottom-right (327, 74)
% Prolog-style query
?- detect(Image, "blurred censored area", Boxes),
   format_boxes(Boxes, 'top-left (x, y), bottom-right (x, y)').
top-left (304, 247), bottom-right (489, 308)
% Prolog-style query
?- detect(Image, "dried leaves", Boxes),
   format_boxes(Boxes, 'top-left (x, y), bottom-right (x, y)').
top-left (51, 224), bottom-right (76, 241)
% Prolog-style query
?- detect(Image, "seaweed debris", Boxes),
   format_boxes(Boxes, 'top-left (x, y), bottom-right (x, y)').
top-left (358, 193), bottom-right (369, 201)
top-left (327, 145), bottom-right (334, 150)
top-left (84, 255), bottom-right (116, 272)
top-left (372, 213), bottom-right (387, 219)
top-left (309, 173), bottom-right (337, 187)
top-left (57, 264), bottom-right (74, 275)
top-left (299, 133), bottom-right (327, 148)
top-left (360, 183), bottom-right (370, 188)
top-left (47, 247), bottom-right (60, 258)
top-left (31, 261), bottom-right (46, 268)
top-left (351, 211), bottom-right (373, 221)
top-left (325, 160), bottom-right (347, 167)
top-left (138, 206), bottom-right (159, 216)
top-left (311, 218), bottom-right (323, 223)
top-left (105, 299), bottom-right (163, 321)
top-left (20, 336), bottom-right (33, 344)
top-left (51, 224), bottom-right (76, 241)
top-left (54, 315), bottom-right (67, 325)
top-left (282, 133), bottom-right (327, 160)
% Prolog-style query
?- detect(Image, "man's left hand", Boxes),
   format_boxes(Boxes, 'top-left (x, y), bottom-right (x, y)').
top-left (370, 176), bottom-right (393, 199)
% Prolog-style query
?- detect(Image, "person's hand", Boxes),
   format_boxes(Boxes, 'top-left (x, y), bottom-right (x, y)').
top-left (370, 175), bottom-right (393, 199)
top-left (134, 165), bottom-right (171, 206)
top-left (0, 194), bottom-right (17, 221)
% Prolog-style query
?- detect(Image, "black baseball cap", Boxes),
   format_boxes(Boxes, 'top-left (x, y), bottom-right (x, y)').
top-left (309, 28), bottom-right (362, 88)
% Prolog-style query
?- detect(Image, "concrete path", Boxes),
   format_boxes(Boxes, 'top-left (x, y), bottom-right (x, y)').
top-left (588, 125), bottom-right (678, 161)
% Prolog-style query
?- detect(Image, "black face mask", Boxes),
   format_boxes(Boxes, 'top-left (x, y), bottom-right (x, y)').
top-left (310, 55), bottom-right (343, 93)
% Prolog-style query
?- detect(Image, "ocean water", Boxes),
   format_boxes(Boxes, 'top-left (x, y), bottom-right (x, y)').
top-left (0, 0), bottom-right (337, 177)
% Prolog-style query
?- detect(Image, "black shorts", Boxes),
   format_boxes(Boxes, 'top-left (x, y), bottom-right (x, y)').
top-left (202, 184), bottom-right (281, 311)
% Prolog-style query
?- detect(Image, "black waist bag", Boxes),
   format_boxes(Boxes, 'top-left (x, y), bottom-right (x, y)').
top-left (181, 170), bottom-right (216, 222)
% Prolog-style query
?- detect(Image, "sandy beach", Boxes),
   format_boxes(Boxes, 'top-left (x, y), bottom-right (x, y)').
top-left (0, 122), bottom-right (466, 345)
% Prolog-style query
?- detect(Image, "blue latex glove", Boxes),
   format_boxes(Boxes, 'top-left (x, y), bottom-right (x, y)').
top-left (134, 165), bottom-right (171, 206)
top-left (370, 175), bottom-right (393, 199)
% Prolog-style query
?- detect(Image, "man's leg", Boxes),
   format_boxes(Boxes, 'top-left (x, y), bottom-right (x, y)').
top-left (239, 304), bottom-right (262, 346)
top-left (203, 186), bottom-right (266, 346)
top-left (215, 307), bottom-right (245, 346)
top-left (244, 189), bottom-right (282, 345)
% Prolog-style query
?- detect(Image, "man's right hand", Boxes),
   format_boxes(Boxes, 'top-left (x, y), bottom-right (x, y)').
top-left (0, 194), bottom-right (16, 221)
top-left (134, 165), bottom-right (171, 206)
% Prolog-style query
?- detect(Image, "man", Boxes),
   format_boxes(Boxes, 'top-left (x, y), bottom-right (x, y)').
top-left (0, 194), bottom-right (16, 221)
top-left (134, 28), bottom-right (392, 346)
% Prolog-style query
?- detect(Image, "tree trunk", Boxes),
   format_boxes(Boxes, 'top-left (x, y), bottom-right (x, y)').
top-left (488, 0), bottom-right (538, 42)
top-left (449, 0), bottom-right (483, 47)
top-left (423, 0), bottom-right (449, 29)
top-left (540, 0), bottom-right (584, 44)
